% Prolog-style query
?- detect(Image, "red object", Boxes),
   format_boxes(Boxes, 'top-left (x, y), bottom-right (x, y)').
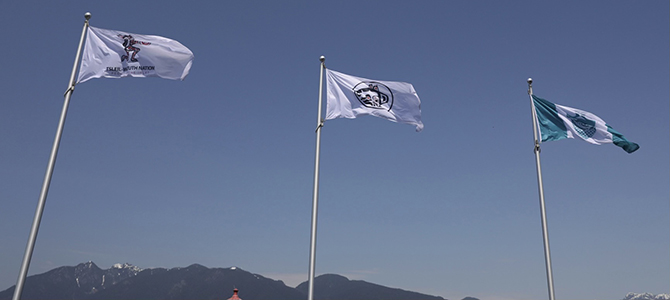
top-left (227, 288), bottom-right (242, 300)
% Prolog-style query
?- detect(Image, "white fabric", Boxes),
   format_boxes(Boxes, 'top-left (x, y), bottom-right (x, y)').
top-left (554, 103), bottom-right (613, 144)
top-left (326, 69), bottom-right (423, 132)
top-left (77, 26), bottom-right (194, 83)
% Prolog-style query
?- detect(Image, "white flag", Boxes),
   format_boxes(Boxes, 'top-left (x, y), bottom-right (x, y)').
top-left (77, 26), bottom-right (194, 83)
top-left (326, 69), bottom-right (424, 132)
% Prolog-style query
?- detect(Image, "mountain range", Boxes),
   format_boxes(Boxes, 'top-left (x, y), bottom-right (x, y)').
top-left (3, 262), bottom-right (663, 300)
top-left (0, 262), bottom-right (459, 300)
top-left (623, 293), bottom-right (670, 300)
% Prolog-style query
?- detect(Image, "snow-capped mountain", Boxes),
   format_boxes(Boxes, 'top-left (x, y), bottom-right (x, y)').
top-left (102, 262), bottom-right (142, 288)
top-left (0, 262), bottom-right (449, 300)
top-left (624, 292), bottom-right (670, 300)
top-left (0, 261), bottom-right (144, 299)
top-left (74, 261), bottom-right (143, 291)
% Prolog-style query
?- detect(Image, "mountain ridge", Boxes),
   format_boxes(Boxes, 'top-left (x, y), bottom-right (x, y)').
top-left (624, 293), bottom-right (670, 300)
top-left (0, 262), bottom-right (453, 300)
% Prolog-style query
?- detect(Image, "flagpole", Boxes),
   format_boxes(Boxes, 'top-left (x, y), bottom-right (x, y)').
top-left (527, 78), bottom-right (556, 300)
top-left (12, 12), bottom-right (90, 300)
top-left (307, 56), bottom-right (325, 300)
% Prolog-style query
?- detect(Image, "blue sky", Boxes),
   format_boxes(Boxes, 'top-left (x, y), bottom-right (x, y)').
top-left (0, 1), bottom-right (667, 300)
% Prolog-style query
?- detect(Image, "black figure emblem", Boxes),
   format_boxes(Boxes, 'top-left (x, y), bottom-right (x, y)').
top-left (118, 34), bottom-right (151, 62)
top-left (353, 81), bottom-right (394, 111)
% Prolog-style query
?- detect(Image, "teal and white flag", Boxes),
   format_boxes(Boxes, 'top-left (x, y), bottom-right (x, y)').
top-left (326, 69), bottom-right (423, 132)
top-left (532, 95), bottom-right (639, 153)
top-left (77, 26), bottom-right (194, 83)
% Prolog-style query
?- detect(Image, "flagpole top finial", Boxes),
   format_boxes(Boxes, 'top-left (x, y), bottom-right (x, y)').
top-left (319, 56), bottom-right (325, 62)
top-left (527, 78), bottom-right (532, 85)
top-left (84, 12), bottom-right (91, 20)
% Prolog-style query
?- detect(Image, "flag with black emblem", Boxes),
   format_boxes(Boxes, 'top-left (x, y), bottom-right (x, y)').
top-left (77, 26), bottom-right (194, 83)
top-left (326, 69), bottom-right (423, 132)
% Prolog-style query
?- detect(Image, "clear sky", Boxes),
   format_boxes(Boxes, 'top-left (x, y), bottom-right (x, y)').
top-left (0, 2), bottom-right (667, 300)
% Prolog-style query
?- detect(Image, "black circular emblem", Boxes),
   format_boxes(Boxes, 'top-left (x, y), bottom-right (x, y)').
top-left (353, 81), bottom-right (394, 111)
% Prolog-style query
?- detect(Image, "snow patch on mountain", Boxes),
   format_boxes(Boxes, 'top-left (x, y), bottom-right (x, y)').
top-left (111, 263), bottom-right (142, 274)
top-left (624, 293), bottom-right (670, 300)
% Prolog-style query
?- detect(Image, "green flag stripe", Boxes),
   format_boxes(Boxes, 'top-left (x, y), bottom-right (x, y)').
top-left (532, 95), bottom-right (568, 142)
top-left (606, 125), bottom-right (640, 153)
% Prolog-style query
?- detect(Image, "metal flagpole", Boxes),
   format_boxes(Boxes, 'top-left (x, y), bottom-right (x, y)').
top-left (527, 78), bottom-right (556, 300)
top-left (12, 12), bottom-right (91, 300)
top-left (307, 56), bottom-right (325, 300)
